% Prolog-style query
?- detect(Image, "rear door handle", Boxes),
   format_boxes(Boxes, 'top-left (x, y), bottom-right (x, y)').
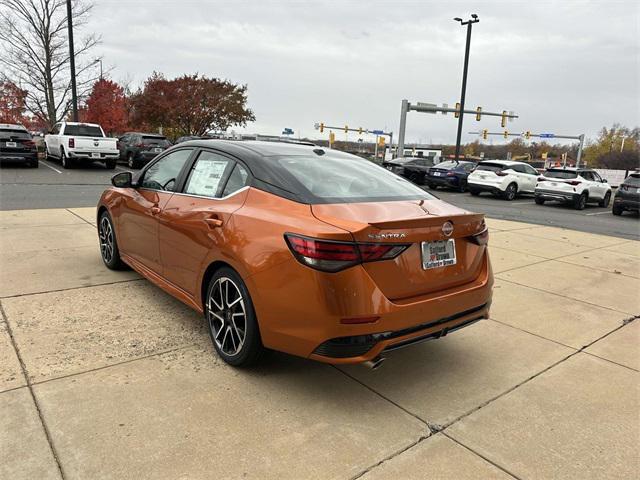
top-left (150, 206), bottom-right (161, 215)
top-left (204, 217), bottom-right (223, 228)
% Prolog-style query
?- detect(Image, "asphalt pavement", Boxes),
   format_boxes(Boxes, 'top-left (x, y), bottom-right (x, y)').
top-left (0, 159), bottom-right (638, 240)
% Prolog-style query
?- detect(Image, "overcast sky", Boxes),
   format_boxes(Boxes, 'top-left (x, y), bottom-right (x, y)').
top-left (86, 0), bottom-right (639, 145)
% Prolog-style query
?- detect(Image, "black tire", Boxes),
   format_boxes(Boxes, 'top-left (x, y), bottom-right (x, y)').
top-left (574, 192), bottom-right (587, 210)
top-left (127, 152), bottom-right (139, 169)
top-left (469, 188), bottom-right (481, 196)
top-left (29, 160), bottom-right (39, 168)
top-left (599, 191), bottom-right (611, 208)
top-left (98, 211), bottom-right (126, 270)
top-left (458, 180), bottom-right (467, 193)
top-left (105, 159), bottom-right (116, 169)
top-left (534, 196), bottom-right (545, 205)
top-left (61, 149), bottom-right (73, 169)
top-left (428, 183), bottom-right (438, 190)
top-left (502, 183), bottom-right (517, 201)
top-left (612, 204), bottom-right (623, 216)
top-left (204, 267), bottom-right (264, 367)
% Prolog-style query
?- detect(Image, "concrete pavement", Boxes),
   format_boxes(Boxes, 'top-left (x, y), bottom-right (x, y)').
top-left (1, 209), bottom-right (638, 479)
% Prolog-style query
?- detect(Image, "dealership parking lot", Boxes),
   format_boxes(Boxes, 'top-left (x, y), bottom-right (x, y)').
top-left (1, 203), bottom-right (638, 479)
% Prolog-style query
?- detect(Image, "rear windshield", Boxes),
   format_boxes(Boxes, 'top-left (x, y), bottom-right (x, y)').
top-left (623, 174), bottom-right (640, 186)
top-left (0, 129), bottom-right (30, 140)
top-left (475, 162), bottom-right (504, 172)
top-left (433, 161), bottom-right (457, 169)
top-left (142, 136), bottom-right (170, 146)
top-left (63, 125), bottom-right (104, 137)
top-left (268, 155), bottom-right (435, 203)
top-left (544, 170), bottom-right (578, 179)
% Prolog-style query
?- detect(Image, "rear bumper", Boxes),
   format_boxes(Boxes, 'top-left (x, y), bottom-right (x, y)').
top-left (247, 249), bottom-right (493, 365)
top-left (0, 151), bottom-right (37, 162)
top-left (68, 150), bottom-right (119, 160)
top-left (535, 188), bottom-right (579, 203)
top-left (614, 196), bottom-right (640, 211)
top-left (427, 175), bottom-right (460, 187)
top-left (468, 181), bottom-right (504, 194)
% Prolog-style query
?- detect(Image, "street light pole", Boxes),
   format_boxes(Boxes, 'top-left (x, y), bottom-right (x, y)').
top-left (453, 14), bottom-right (479, 162)
top-left (66, 0), bottom-right (78, 121)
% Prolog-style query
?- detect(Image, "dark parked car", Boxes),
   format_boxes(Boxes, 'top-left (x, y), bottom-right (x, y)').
top-left (0, 123), bottom-right (38, 168)
top-left (613, 173), bottom-right (640, 216)
top-left (382, 157), bottom-right (436, 184)
top-left (426, 161), bottom-right (476, 192)
top-left (117, 132), bottom-right (172, 169)
top-left (175, 135), bottom-right (202, 144)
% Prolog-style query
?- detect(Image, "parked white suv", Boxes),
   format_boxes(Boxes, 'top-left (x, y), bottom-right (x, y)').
top-left (534, 168), bottom-right (612, 210)
top-left (467, 160), bottom-right (539, 200)
top-left (45, 122), bottom-right (119, 169)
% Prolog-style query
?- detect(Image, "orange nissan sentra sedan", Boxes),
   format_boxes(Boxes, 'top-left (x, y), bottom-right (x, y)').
top-left (98, 140), bottom-right (493, 368)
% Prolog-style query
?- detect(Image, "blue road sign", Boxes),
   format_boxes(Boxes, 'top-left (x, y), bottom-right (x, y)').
top-left (282, 128), bottom-right (294, 135)
top-left (539, 133), bottom-right (555, 138)
top-left (371, 130), bottom-right (384, 135)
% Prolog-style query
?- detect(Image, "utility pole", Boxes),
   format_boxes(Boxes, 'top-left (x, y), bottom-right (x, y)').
top-left (453, 14), bottom-right (480, 161)
top-left (66, 0), bottom-right (78, 121)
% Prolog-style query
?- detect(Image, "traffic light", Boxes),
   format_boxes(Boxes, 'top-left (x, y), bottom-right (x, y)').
top-left (482, 129), bottom-right (488, 140)
top-left (501, 110), bottom-right (507, 128)
top-left (344, 125), bottom-right (348, 133)
top-left (476, 107), bottom-right (482, 121)
top-left (319, 123), bottom-right (324, 133)
top-left (329, 132), bottom-right (335, 145)
top-left (358, 127), bottom-right (363, 135)
top-left (524, 130), bottom-right (531, 140)
top-left (503, 130), bottom-right (509, 139)
top-left (378, 136), bottom-right (385, 147)
top-left (454, 102), bottom-right (461, 118)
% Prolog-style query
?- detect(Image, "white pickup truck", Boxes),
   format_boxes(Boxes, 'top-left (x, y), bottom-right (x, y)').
top-left (45, 121), bottom-right (119, 169)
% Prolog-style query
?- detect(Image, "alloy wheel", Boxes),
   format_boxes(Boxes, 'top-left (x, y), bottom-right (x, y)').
top-left (127, 154), bottom-right (134, 169)
top-left (207, 277), bottom-right (247, 357)
top-left (99, 216), bottom-right (114, 263)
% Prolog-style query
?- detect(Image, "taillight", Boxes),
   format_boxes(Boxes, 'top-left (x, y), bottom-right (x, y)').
top-left (470, 224), bottom-right (489, 246)
top-left (495, 171), bottom-right (508, 176)
top-left (68, 138), bottom-right (75, 148)
top-left (446, 171), bottom-right (456, 177)
top-left (285, 234), bottom-right (409, 273)
top-left (23, 140), bottom-right (36, 149)
top-left (566, 180), bottom-right (581, 186)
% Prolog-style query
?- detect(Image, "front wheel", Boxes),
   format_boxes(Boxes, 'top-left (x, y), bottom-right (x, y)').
top-left (534, 196), bottom-right (545, 205)
top-left (98, 212), bottom-right (126, 270)
top-left (599, 192), bottom-right (611, 208)
top-left (205, 267), bottom-right (264, 367)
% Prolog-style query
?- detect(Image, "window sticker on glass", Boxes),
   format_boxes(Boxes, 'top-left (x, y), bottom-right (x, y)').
top-left (185, 158), bottom-right (229, 197)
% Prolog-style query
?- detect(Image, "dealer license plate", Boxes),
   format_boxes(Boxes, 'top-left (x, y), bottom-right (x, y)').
top-left (421, 239), bottom-right (457, 270)
top-left (91, 152), bottom-right (100, 158)
top-left (6, 141), bottom-right (16, 148)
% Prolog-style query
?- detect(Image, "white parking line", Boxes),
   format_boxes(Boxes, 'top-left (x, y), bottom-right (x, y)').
top-left (585, 211), bottom-right (611, 216)
top-left (41, 160), bottom-right (62, 173)
top-left (511, 201), bottom-right (533, 205)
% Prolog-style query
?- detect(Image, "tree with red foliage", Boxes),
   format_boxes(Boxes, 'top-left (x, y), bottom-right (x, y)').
top-left (129, 73), bottom-right (254, 137)
top-left (0, 81), bottom-right (28, 124)
top-left (82, 78), bottom-right (128, 135)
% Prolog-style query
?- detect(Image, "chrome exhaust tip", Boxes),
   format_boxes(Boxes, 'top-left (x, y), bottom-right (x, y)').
top-left (363, 355), bottom-right (385, 370)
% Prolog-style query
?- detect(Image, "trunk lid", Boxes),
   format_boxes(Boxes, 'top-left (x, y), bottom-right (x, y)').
top-left (73, 137), bottom-right (117, 151)
top-left (312, 200), bottom-right (486, 300)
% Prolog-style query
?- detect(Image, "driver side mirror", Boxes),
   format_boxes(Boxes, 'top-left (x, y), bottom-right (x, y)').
top-left (602, 179), bottom-right (608, 183)
top-left (111, 171), bottom-right (133, 188)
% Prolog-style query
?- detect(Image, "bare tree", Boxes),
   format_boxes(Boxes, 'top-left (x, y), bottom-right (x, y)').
top-left (0, 0), bottom-right (99, 127)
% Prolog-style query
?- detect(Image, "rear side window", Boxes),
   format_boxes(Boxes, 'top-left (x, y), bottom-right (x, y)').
top-left (475, 162), bottom-right (504, 172)
top-left (0, 128), bottom-right (30, 139)
top-left (184, 151), bottom-right (232, 198)
top-left (544, 170), bottom-right (578, 179)
top-left (222, 164), bottom-right (249, 197)
top-left (266, 155), bottom-right (434, 203)
top-left (63, 124), bottom-right (104, 137)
